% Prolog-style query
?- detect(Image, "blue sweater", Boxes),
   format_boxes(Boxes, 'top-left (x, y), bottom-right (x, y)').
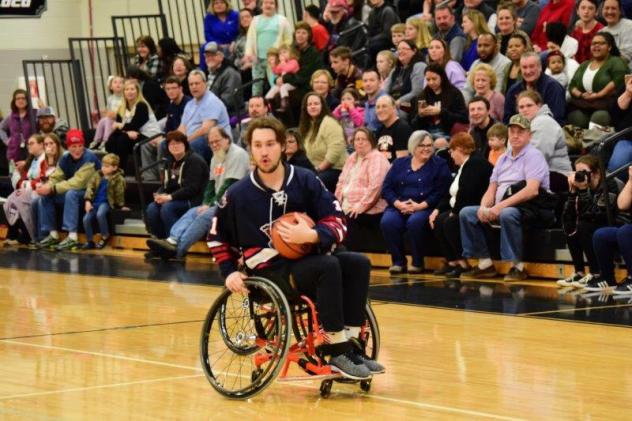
top-left (381, 155), bottom-right (452, 209)
top-left (504, 73), bottom-right (566, 125)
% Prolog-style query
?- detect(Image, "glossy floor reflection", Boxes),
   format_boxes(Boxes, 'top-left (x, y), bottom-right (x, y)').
top-left (1, 247), bottom-right (631, 328)
top-left (1, 248), bottom-right (632, 419)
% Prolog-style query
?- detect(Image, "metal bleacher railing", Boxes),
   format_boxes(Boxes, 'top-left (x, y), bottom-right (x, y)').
top-left (68, 37), bottom-right (128, 129)
top-left (112, 14), bottom-right (169, 58)
top-left (22, 59), bottom-right (90, 133)
top-left (598, 126), bottom-right (632, 225)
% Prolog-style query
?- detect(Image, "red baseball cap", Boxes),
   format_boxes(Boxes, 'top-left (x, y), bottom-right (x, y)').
top-left (66, 129), bottom-right (85, 147)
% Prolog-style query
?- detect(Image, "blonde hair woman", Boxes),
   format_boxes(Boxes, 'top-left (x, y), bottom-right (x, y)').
top-left (468, 63), bottom-right (505, 121)
top-left (461, 10), bottom-right (490, 71)
top-left (310, 69), bottom-right (339, 111)
top-left (106, 79), bottom-right (161, 173)
top-left (404, 18), bottom-right (432, 56)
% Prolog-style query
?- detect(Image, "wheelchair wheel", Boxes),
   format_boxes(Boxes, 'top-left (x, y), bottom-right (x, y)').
top-left (200, 277), bottom-right (292, 399)
top-left (362, 301), bottom-right (380, 360)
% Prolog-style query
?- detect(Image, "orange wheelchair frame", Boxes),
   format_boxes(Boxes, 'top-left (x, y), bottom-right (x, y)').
top-left (200, 277), bottom-right (380, 399)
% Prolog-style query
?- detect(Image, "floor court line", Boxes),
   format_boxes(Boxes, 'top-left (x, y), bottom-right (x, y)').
top-left (518, 302), bottom-right (632, 316)
top-left (0, 374), bottom-right (204, 401)
top-left (0, 339), bottom-right (521, 420)
top-left (0, 339), bottom-right (203, 371)
top-left (0, 319), bottom-right (204, 341)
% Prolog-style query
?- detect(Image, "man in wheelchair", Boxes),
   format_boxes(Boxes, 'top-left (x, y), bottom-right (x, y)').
top-left (208, 117), bottom-right (384, 380)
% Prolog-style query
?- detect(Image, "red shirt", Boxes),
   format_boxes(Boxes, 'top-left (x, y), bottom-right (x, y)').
top-left (571, 22), bottom-right (604, 64)
top-left (531, 0), bottom-right (575, 50)
top-left (311, 23), bottom-right (330, 52)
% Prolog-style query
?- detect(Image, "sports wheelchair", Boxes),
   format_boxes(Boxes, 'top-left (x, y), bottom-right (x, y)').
top-left (200, 276), bottom-right (381, 399)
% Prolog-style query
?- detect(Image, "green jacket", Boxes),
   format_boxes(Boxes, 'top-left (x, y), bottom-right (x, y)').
top-left (84, 169), bottom-right (126, 209)
top-left (569, 56), bottom-right (628, 94)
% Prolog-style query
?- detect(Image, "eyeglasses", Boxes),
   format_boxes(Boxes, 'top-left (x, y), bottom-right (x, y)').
top-left (397, 46), bottom-right (413, 52)
top-left (591, 41), bottom-right (607, 46)
top-left (15, 96), bottom-right (27, 100)
top-left (418, 143), bottom-right (433, 149)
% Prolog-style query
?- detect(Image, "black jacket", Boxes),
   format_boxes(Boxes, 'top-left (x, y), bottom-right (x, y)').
top-left (283, 44), bottom-right (324, 99)
top-left (437, 153), bottom-right (493, 214)
top-left (159, 150), bottom-right (209, 205)
top-left (563, 178), bottom-right (621, 234)
top-left (367, 3), bottom-right (399, 52)
top-left (411, 85), bottom-right (469, 135)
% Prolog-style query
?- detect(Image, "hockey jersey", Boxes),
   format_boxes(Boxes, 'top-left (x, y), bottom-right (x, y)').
top-left (208, 164), bottom-right (347, 278)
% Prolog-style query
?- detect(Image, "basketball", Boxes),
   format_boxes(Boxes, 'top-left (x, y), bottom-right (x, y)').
top-left (270, 212), bottom-right (315, 259)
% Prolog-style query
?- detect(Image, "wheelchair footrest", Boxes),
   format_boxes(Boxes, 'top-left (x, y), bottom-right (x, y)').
top-left (277, 373), bottom-right (343, 382)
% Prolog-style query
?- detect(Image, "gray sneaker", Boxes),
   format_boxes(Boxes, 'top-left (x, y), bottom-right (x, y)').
top-left (355, 353), bottom-right (385, 374)
top-left (37, 235), bottom-right (60, 249)
top-left (329, 353), bottom-right (371, 380)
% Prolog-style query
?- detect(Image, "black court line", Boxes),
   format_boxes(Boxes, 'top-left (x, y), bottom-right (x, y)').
top-left (0, 319), bottom-right (204, 341)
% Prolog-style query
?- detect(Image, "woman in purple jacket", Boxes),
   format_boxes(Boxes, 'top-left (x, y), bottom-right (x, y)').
top-left (0, 89), bottom-right (38, 177)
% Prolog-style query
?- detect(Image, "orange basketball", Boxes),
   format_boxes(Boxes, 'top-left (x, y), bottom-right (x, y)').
top-left (270, 212), bottom-right (316, 259)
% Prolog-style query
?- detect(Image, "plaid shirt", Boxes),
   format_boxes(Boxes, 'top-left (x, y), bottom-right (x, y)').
top-left (335, 149), bottom-right (390, 215)
top-left (134, 54), bottom-right (163, 83)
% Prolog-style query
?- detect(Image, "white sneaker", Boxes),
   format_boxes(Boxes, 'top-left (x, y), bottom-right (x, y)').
top-left (557, 273), bottom-right (583, 287)
top-left (572, 273), bottom-right (594, 288)
top-left (88, 140), bottom-right (100, 149)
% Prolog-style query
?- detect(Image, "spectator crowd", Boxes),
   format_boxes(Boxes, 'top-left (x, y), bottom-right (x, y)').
top-left (1, 0), bottom-right (631, 293)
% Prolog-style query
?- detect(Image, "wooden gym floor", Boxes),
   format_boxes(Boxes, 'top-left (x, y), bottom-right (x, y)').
top-left (0, 246), bottom-right (630, 420)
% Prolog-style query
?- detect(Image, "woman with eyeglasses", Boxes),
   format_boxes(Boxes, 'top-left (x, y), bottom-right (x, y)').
top-left (3, 133), bottom-right (62, 245)
top-left (0, 89), bottom-right (38, 181)
top-left (430, 132), bottom-right (493, 278)
top-left (380, 130), bottom-right (451, 274)
top-left (568, 31), bottom-right (628, 128)
top-left (384, 40), bottom-right (427, 112)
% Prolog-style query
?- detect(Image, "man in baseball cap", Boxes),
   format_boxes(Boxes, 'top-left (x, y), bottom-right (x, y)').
top-left (459, 113), bottom-right (551, 282)
top-left (37, 105), bottom-right (69, 145)
top-left (35, 128), bottom-right (102, 251)
top-left (204, 41), bottom-right (241, 114)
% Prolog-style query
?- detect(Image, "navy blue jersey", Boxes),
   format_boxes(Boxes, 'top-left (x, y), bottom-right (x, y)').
top-left (208, 164), bottom-right (347, 278)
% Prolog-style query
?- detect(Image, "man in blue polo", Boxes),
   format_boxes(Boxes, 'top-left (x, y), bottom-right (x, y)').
top-left (459, 115), bottom-right (550, 281)
top-left (178, 69), bottom-right (231, 163)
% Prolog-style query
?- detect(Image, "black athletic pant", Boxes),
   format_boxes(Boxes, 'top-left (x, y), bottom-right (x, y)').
top-left (433, 210), bottom-right (463, 262)
top-left (566, 220), bottom-right (603, 274)
top-left (259, 251), bottom-right (370, 333)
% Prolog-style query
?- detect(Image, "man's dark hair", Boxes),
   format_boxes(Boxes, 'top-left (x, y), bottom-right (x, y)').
top-left (164, 76), bottom-right (182, 86)
top-left (245, 116), bottom-right (287, 147)
top-left (304, 4), bottom-right (321, 19)
top-left (469, 95), bottom-right (491, 110)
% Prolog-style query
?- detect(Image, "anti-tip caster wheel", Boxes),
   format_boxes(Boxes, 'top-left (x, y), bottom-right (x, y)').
top-left (360, 379), bottom-right (371, 392)
top-left (320, 380), bottom-right (333, 398)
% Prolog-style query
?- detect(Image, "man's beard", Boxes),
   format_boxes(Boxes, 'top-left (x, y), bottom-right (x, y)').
top-left (214, 148), bottom-right (226, 162)
top-left (258, 157), bottom-right (282, 174)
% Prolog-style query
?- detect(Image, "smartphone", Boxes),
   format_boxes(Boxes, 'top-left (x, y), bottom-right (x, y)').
top-left (418, 100), bottom-right (427, 109)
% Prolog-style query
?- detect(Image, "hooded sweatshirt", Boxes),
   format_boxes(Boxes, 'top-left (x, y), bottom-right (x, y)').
top-left (530, 104), bottom-right (572, 176)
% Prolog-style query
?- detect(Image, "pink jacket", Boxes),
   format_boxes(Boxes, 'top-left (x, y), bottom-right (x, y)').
top-left (335, 149), bottom-right (390, 215)
top-left (332, 105), bottom-right (365, 128)
top-left (272, 59), bottom-right (299, 76)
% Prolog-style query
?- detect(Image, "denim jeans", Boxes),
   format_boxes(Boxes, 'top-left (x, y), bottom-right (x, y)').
top-left (593, 224), bottom-right (632, 280)
top-left (38, 189), bottom-right (85, 235)
top-left (459, 205), bottom-right (523, 262)
top-left (83, 202), bottom-right (111, 241)
top-left (189, 136), bottom-right (212, 164)
top-left (169, 205), bottom-right (217, 257)
top-left (146, 199), bottom-right (193, 239)
top-left (608, 140), bottom-right (632, 182)
top-left (380, 207), bottom-right (432, 267)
